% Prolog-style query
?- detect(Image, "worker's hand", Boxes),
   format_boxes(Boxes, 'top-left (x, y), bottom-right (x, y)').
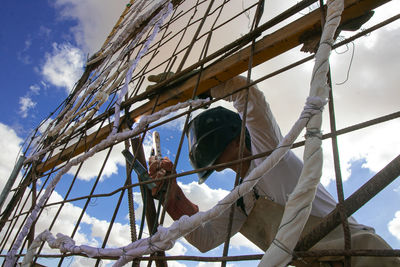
top-left (145, 72), bottom-right (175, 94)
top-left (210, 76), bottom-right (247, 99)
top-left (148, 156), bottom-right (174, 198)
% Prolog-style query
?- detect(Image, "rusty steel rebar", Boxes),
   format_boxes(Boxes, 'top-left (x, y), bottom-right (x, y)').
top-left (296, 154), bottom-right (400, 251)
top-left (1, 1), bottom-right (399, 266)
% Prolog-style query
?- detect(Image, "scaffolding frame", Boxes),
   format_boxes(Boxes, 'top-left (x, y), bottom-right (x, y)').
top-left (1, 0), bottom-right (399, 266)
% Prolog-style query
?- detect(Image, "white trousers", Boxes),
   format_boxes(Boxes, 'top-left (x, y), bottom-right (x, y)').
top-left (240, 198), bottom-right (400, 266)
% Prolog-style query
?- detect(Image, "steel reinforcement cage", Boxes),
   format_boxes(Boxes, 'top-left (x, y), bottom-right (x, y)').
top-left (1, 0), bottom-right (399, 266)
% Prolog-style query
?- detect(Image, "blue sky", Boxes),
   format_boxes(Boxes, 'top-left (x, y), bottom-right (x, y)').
top-left (0, 0), bottom-right (400, 266)
top-left (1, 1), bottom-right (67, 132)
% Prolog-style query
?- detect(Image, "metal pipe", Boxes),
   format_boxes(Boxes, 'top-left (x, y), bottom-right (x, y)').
top-left (0, 156), bottom-right (26, 212)
top-left (296, 154), bottom-right (400, 251)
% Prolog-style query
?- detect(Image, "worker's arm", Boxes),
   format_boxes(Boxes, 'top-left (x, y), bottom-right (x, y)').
top-left (148, 156), bottom-right (247, 252)
top-left (148, 156), bottom-right (199, 220)
top-left (211, 76), bottom-right (282, 153)
top-left (163, 179), bottom-right (199, 220)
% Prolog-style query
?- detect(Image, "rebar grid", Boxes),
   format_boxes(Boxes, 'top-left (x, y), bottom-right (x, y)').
top-left (2, 248), bottom-right (400, 262)
top-left (1, 0), bottom-right (399, 266)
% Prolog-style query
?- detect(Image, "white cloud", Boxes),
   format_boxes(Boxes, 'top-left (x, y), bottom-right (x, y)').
top-left (388, 211), bottom-right (400, 241)
top-left (53, 0), bottom-right (126, 54)
top-left (129, 180), bottom-right (263, 256)
top-left (36, 192), bottom-right (101, 249)
top-left (39, 25), bottom-right (52, 39)
top-left (230, 233), bottom-right (263, 253)
top-left (142, 132), bottom-right (154, 160)
top-left (351, 122), bottom-right (399, 174)
top-left (18, 97), bottom-right (35, 117)
top-left (251, 10), bottom-right (400, 187)
top-left (81, 213), bottom-right (132, 248)
top-left (197, 262), bottom-right (235, 267)
top-left (70, 257), bottom-right (98, 267)
top-left (296, 111), bottom-right (400, 187)
top-left (67, 142), bottom-right (126, 181)
top-left (166, 240), bottom-right (187, 256)
top-left (1, 186), bottom-right (133, 265)
top-left (40, 80), bottom-right (49, 89)
top-left (17, 38), bottom-right (33, 64)
top-left (364, 1), bottom-right (400, 32)
top-left (166, 261), bottom-right (187, 267)
top-left (29, 84), bottom-right (40, 95)
top-left (178, 181), bottom-right (263, 253)
top-left (18, 84), bottom-right (41, 120)
top-left (293, 140), bottom-right (352, 187)
top-left (19, 96), bottom-right (37, 118)
top-left (1, 186), bottom-right (93, 256)
top-left (179, 181), bottom-right (229, 212)
top-left (41, 42), bottom-right (84, 93)
top-left (0, 123), bottom-right (23, 191)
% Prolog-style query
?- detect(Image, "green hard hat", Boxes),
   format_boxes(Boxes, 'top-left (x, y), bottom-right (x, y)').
top-left (186, 106), bottom-right (251, 184)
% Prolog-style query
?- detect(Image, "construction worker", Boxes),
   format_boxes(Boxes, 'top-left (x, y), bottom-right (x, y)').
top-left (148, 75), bottom-right (399, 266)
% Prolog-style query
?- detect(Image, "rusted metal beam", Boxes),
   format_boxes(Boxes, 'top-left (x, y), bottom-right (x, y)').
top-left (130, 138), bottom-right (168, 267)
top-left (35, 0), bottom-right (390, 174)
top-left (296, 154), bottom-right (400, 251)
top-left (3, 249), bottom-right (399, 262)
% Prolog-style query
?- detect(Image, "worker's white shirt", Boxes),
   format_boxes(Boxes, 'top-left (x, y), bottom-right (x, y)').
top-left (185, 76), bottom-right (356, 253)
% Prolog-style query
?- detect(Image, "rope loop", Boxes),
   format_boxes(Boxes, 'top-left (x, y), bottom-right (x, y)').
top-left (305, 128), bottom-right (323, 139)
top-left (320, 38), bottom-right (334, 48)
top-left (300, 96), bottom-right (328, 120)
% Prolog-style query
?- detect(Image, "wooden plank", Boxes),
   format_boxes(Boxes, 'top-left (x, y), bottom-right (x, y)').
top-left (36, 0), bottom-right (389, 173)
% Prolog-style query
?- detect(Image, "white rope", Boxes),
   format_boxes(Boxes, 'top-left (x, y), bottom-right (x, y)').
top-left (24, 0), bottom-right (167, 163)
top-left (18, 95), bottom-right (323, 267)
top-left (7, 98), bottom-right (207, 267)
top-left (85, 0), bottom-right (148, 67)
top-left (6, 1), bottom-right (183, 259)
top-left (14, 1), bottom-right (344, 266)
top-left (259, 1), bottom-right (344, 266)
top-left (111, 2), bottom-right (173, 136)
top-left (17, 75), bottom-right (328, 267)
top-left (44, 0), bottom-right (150, 140)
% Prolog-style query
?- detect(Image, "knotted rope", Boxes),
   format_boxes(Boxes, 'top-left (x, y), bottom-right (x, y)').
top-left (260, 0), bottom-right (343, 266)
top-left (24, 0), bottom-right (169, 164)
top-left (19, 94), bottom-right (326, 267)
top-left (5, 3), bottom-right (177, 265)
top-left (15, 1), bottom-right (343, 266)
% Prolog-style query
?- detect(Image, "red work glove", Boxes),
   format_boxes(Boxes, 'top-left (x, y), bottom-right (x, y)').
top-left (149, 156), bottom-right (199, 220)
top-left (148, 156), bottom-right (174, 198)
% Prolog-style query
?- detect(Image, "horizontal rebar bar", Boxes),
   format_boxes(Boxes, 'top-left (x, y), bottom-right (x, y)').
top-left (34, 6), bottom-right (399, 174)
top-left (4, 110), bottom-right (399, 226)
top-left (2, 249), bottom-right (399, 262)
